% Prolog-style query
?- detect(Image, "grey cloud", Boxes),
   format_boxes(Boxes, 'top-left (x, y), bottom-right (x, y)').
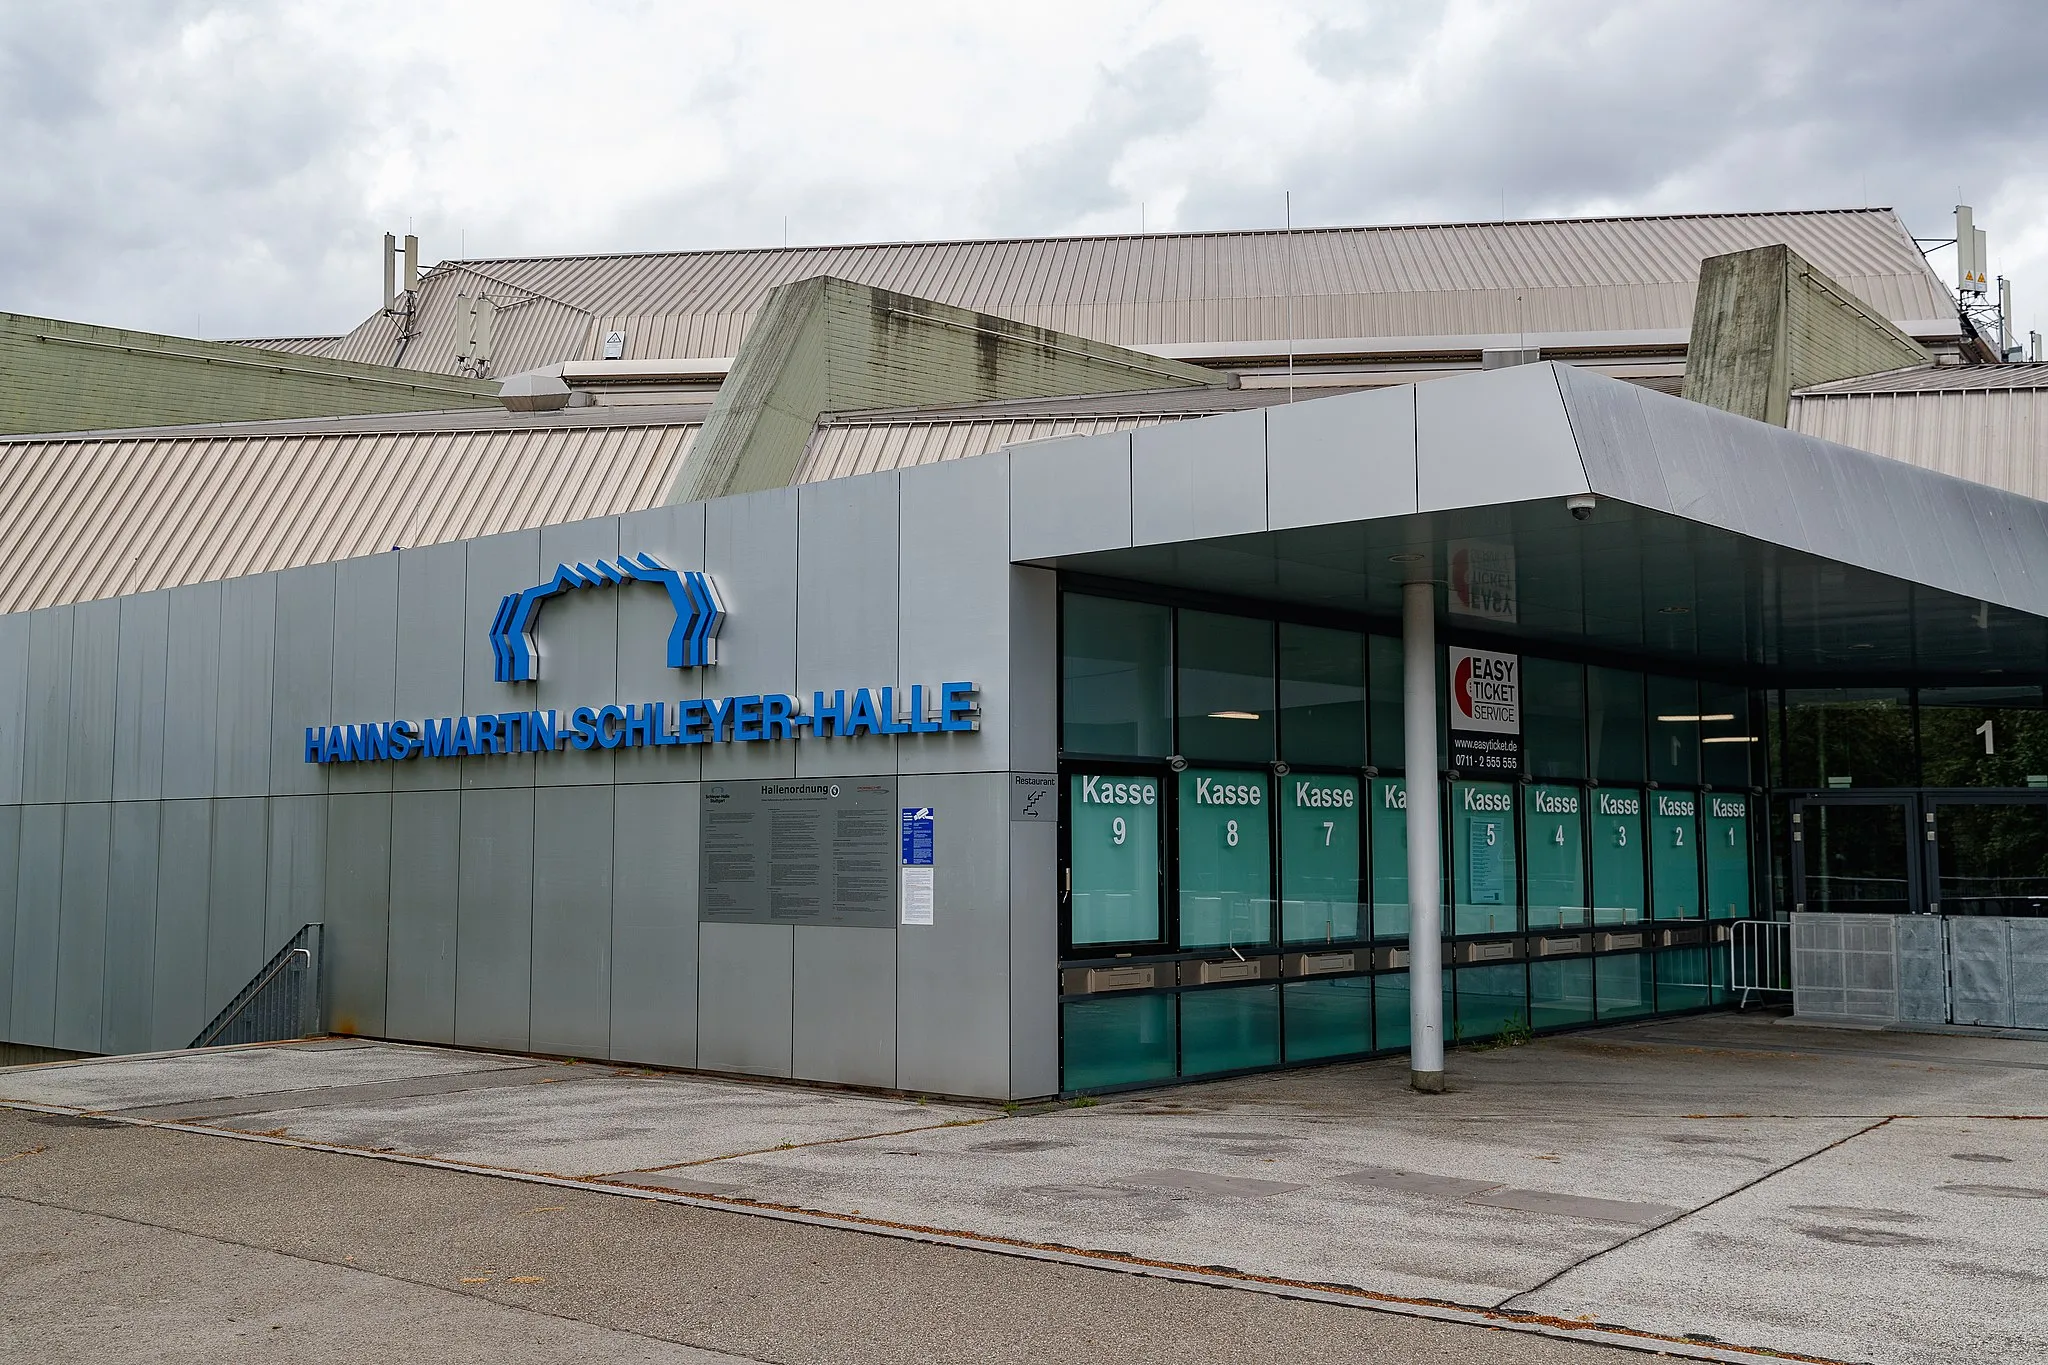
top-left (981, 38), bottom-right (1215, 232)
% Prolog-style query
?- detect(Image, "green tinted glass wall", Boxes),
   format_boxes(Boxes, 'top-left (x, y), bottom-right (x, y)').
top-left (1529, 958), bottom-right (1595, 1028)
top-left (1062, 995), bottom-right (1175, 1091)
top-left (1647, 676), bottom-right (1702, 786)
top-left (1454, 963), bottom-right (1526, 1040)
top-left (1780, 688), bottom-right (1914, 788)
top-left (1452, 781), bottom-right (1518, 935)
top-left (1063, 595), bottom-right (1172, 757)
top-left (1279, 624), bottom-right (1365, 767)
top-left (1370, 777), bottom-right (1409, 938)
top-left (1655, 947), bottom-right (1712, 1012)
top-left (1649, 790), bottom-right (1701, 919)
top-left (1588, 667), bottom-right (1647, 784)
top-left (1283, 977), bottom-right (1372, 1061)
top-left (1181, 984), bottom-right (1280, 1075)
top-left (1178, 611), bottom-right (1275, 763)
top-left (1281, 774), bottom-right (1361, 943)
top-left (1700, 681), bottom-right (1755, 786)
top-left (1918, 686), bottom-right (2048, 787)
top-left (1703, 793), bottom-right (1751, 918)
top-left (1525, 785), bottom-right (1588, 928)
top-left (1596, 952), bottom-right (1655, 1019)
top-left (1524, 657), bottom-right (1587, 780)
top-left (1177, 769), bottom-right (1272, 948)
top-left (1368, 635), bottom-right (1405, 770)
top-left (1068, 772), bottom-right (1161, 945)
top-left (1590, 787), bottom-right (1646, 924)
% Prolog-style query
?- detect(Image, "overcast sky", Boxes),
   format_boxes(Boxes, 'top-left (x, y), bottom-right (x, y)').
top-left (3, 0), bottom-right (2044, 342)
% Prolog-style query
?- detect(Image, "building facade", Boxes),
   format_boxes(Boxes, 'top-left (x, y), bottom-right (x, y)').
top-left (4, 362), bottom-right (2043, 1097)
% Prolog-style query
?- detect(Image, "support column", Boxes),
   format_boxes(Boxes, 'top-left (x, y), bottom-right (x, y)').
top-left (1402, 579), bottom-right (1445, 1092)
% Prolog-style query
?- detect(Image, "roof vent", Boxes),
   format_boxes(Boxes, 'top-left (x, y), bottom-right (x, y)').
top-left (1482, 347), bottom-right (1541, 369)
top-left (498, 369), bottom-right (573, 412)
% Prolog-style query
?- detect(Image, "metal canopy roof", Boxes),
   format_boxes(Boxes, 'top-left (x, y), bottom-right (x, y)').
top-left (1003, 364), bottom-right (2048, 683)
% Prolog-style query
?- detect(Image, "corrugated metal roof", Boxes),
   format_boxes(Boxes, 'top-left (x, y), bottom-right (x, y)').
top-left (222, 334), bottom-right (342, 357)
top-left (1798, 363), bottom-right (2048, 394)
top-left (0, 414), bottom-right (697, 613)
top-left (797, 414), bottom-right (1187, 483)
top-left (349, 209), bottom-right (1952, 374)
top-left (1788, 389), bottom-right (2048, 501)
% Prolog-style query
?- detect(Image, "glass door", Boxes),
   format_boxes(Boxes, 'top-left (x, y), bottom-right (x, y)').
top-left (1791, 796), bottom-right (1924, 915)
top-left (1926, 797), bottom-right (2048, 918)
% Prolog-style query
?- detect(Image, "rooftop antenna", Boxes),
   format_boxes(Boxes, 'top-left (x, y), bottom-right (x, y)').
top-left (1140, 202), bottom-right (1146, 234)
top-left (1285, 190), bottom-right (1296, 403)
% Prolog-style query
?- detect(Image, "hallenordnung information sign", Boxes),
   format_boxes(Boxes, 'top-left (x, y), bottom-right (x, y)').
top-left (700, 780), bottom-right (897, 928)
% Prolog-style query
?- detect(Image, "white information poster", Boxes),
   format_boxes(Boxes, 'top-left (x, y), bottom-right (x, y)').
top-left (900, 866), bottom-right (934, 925)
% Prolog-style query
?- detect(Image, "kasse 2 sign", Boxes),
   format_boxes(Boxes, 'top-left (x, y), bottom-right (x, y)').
top-left (1448, 646), bottom-right (1521, 774)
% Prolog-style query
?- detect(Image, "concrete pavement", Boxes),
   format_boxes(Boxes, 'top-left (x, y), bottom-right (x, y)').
top-left (3, 1011), bottom-right (2044, 1363)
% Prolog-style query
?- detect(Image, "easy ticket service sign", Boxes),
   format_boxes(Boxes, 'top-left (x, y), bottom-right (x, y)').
top-left (1448, 646), bottom-right (1521, 775)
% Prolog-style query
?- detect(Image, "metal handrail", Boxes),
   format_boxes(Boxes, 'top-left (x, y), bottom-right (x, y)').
top-left (1730, 918), bottom-right (1792, 1008)
top-left (190, 925), bottom-right (321, 1049)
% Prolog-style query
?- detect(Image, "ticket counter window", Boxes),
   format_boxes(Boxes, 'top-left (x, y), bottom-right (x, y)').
top-left (1062, 595), bottom-right (1171, 758)
top-left (1703, 794), bottom-right (1752, 919)
top-left (1281, 774), bottom-right (1362, 943)
top-left (1067, 773), bottom-right (1161, 946)
top-left (1369, 777), bottom-right (1409, 938)
top-left (1451, 780), bottom-right (1519, 935)
top-left (1279, 624), bottom-right (1365, 769)
top-left (1177, 612), bottom-right (1275, 764)
top-left (1590, 787), bottom-right (1646, 924)
top-left (1649, 790), bottom-right (1701, 920)
top-left (1525, 784), bottom-right (1588, 929)
top-left (1177, 769), bottom-right (1273, 949)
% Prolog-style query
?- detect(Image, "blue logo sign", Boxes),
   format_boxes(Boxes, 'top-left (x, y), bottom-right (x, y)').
top-left (489, 552), bottom-right (723, 683)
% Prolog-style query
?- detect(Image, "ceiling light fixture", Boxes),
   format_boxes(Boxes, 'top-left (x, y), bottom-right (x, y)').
top-left (1388, 552), bottom-right (1424, 564)
top-left (1659, 605), bottom-right (1691, 614)
top-left (1655, 713), bottom-right (1736, 723)
top-left (1207, 710), bottom-right (1262, 721)
top-left (1701, 736), bottom-right (1758, 744)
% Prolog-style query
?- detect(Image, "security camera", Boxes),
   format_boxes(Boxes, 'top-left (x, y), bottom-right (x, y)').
top-left (1566, 494), bottom-right (1597, 521)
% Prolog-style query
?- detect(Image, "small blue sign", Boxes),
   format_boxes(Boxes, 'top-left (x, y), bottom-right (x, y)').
top-left (901, 807), bottom-right (935, 867)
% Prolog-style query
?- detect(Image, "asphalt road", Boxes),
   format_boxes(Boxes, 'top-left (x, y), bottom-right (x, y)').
top-left (0, 1108), bottom-right (1645, 1365)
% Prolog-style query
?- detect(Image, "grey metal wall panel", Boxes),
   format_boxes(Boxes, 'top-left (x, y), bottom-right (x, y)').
top-left (323, 792), bottom-right (391, 1038)
top-left (534, 518), bottom-right (620, 788)
top-left (0, 807), bottom-right (17, 1034)
top-left (392, 542), bottom-right (465, 793)
top-left (529, 784), bottom-right (614, 1058)
top-left (264, 795), bottom-right (326, 955)
top-left (610, 781), bottom-right (698, 1068)
top-left (205, 797), bottom-right (269, 1018)
top-left (793, 923), bottom-right (897, 1088)
top-left (696, 921), bottom-right (792, 1077)
top-left (63, 599), bottom-right (120, 802)
top-left (1416, 363), bottom-right (1590, 513)
top-left (160, 584), bottom-right (222, 800)
top-left (1267, 384), bottom-right (1419, 530)
top-left (53, 802), bottom-right (111, 1052)
top-left (8, 804), bottom-right (62, 1045)
top-left (149, 799), bottom-right (211, 1049)
top-left (2012, 920), bottom-right (2048, 1032)
top-left (112, 593), bottom-right (170, 801)
top-left (269, 564), bottom-right (336, 796)
top-left (797, 473), bottom-right (899, 779)
top-left (23, 609), bottom-right (75, 803)
top-left (1894, 913), bottom-right (1948, 1024)
top-left (213, 576), bottom-right (278, 798)
top-left (702, 488), bottom-right (798, 783)
top-left (1008, 569), bottom-right (1058, 775)
top-left (1009, 805), bottom-right (1060, 1099)
top-left (1010, 433), bottom-right (1130, 562)
top-left (454, 785), bottom-right (534, 1051)
top-left (615, 502), bottom-right (707, 785)
top-left (331, 551), bottom-right (400, 796)
top-left (102, 800), bottom-right (160, 1055)
top-left (0, 808), bottom-right (17, 1029)
top-left (0, 614), bottom-right (28, 804)
top-left (385, 789), bottom-right (458, 1043)
top-left (898, 456), bottom-right (1010, 777)
top-left (1948, 917), bottom-right (2012, 1028)
top-left (461, 530), bottom-right (542, 791)
top-left (1130, 407), bottom-right (1268, 547)
top-left (894, 773), bottom-right (1008, 1098)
